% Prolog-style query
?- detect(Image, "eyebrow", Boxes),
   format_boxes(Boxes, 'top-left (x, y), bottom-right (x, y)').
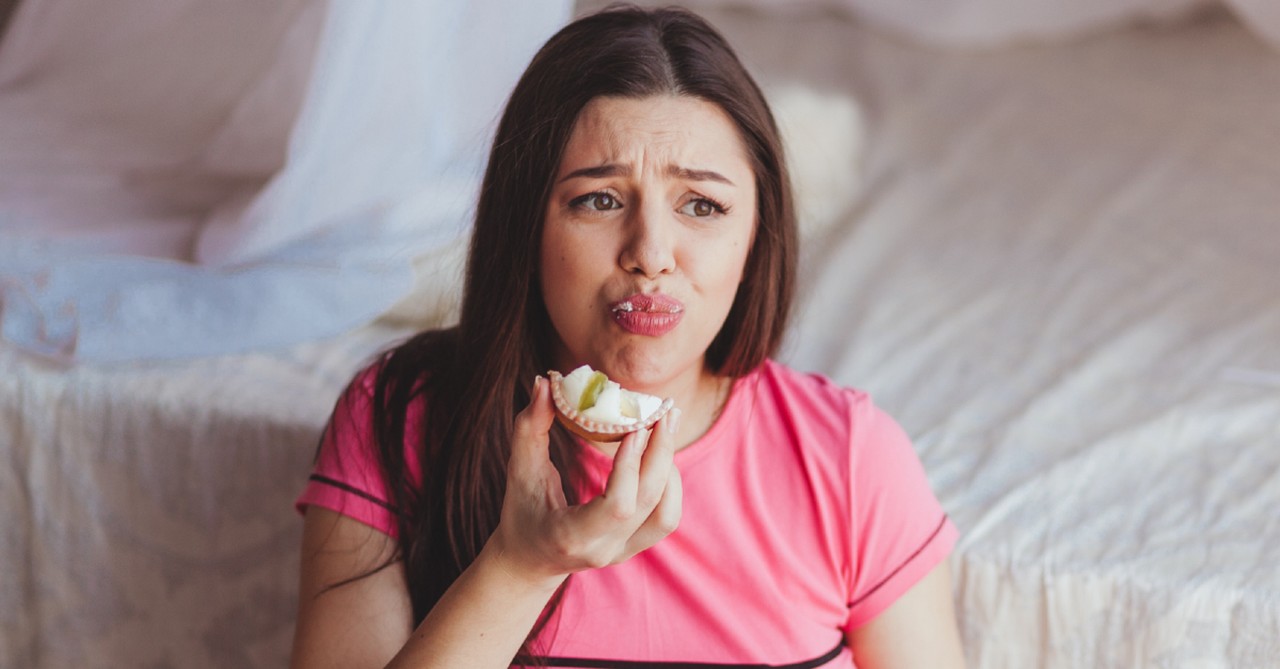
top-left (558, 163), bottom-right (736, 186)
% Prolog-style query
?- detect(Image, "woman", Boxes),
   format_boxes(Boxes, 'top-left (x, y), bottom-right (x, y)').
top-left (291, 5), bottom-right (965, 668)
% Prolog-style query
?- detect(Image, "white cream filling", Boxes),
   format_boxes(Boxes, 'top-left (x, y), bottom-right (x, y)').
top-left (561, 364), bottom-right (662, 426)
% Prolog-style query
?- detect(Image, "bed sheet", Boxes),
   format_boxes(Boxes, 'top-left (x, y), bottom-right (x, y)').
top-left (702, 6), bottom-right (1280, 667)
top-left (0, 325), bottom-right (410, 667)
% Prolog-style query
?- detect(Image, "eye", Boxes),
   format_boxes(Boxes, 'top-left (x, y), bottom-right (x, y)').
top-left (570, 191), bottom-right (622, 211)
top-left (679, 196), bottom-right (728, 218)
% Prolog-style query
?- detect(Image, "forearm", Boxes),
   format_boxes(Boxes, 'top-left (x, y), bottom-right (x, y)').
top-left (386, 539), bottom-right (567, 669)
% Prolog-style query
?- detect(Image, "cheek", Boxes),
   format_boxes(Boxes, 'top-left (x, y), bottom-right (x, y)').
top-left (720, 231), bottom-right (754, 289)
top-left (539, 227), bottom-right (605, 340)
top-left (691, 240), bottom-right (752, 324)
top-left (541, 232), bottom-right (587, 300)
top-left (540, 204), bottom-right (563, 286)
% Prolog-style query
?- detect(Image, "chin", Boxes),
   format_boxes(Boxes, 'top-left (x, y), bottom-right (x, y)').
top-left (597, 350), bottom-right (703, 393)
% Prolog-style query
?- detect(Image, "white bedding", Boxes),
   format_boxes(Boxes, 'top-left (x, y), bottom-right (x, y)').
top-left (740, 7), bottom-right (1280, 665)
top-left (5, 4), bottom-right (1280, 668)
top-left (0, 325), bottom-right (408, 666)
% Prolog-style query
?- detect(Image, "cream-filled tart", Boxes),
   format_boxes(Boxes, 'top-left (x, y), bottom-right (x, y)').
top-left (548, 365), bottom-right (673, 442)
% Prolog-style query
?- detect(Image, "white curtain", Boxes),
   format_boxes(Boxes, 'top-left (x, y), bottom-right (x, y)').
top-left (0, 0), bottom-right (571, 362)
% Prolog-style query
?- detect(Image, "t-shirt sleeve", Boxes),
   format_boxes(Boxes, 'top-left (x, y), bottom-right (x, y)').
top-left (843, 397), bottom-right (958, 631)
top-left (294, 366), bottom-right (400, 537)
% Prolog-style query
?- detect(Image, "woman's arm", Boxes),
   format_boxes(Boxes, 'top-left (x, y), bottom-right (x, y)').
top-left (845, 561), bottom-right (967, 669)
top-left (290, 507), bottom-right (417, 668)
top-left (290, 506), bottom-right (571, 669)
top-left (290, 376), bottom-right (682, 668)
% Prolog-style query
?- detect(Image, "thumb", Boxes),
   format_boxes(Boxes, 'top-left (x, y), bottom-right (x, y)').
top-left (510, 375), bottom-right (556, 467)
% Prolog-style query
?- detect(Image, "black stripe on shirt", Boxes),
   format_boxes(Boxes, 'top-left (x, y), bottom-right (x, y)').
top-left (527, 641), bottom-right (844, 669)
top-left (848, 514), bottom-right (950, 609)
top-left (307, 473), bottom-right (398, 514)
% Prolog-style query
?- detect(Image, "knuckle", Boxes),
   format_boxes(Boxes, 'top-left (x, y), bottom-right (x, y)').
top-left (550, 531), bottom-right (615, 570)
top-left (555, 538), bottom-right (612, 570)
top-left (583, 551), bottom-right (615, 570)
top-left (636, 490), bottom-right (662, 511)
top-left (604, 497), bottom-right (637, 523)
top-left (656, 511), bottom-right (681, 536)
top-left (654, 500), bottom-right (682, 536)
top-left (551, 537), bottom-right (586, 565)
top-left (512, 411), bottom-right (534, 437)
top-left (614, 453), bottom-right (641, 476)
top-left (551, 541), bottom-right (575, 562)
top-left (512, 416), bottom-right (547, 450)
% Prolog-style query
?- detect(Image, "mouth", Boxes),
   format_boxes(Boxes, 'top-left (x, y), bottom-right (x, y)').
top-left (610, 293), bottom-right (685, 315)
top-left (609, 293), bottom-right (684, 336)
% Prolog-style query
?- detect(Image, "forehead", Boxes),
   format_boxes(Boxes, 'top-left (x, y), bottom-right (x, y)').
top-left (559, 95), bottom-right (752, 173)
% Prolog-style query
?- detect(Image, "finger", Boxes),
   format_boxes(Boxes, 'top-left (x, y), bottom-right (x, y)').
top-left (623, 465), bottom-right (683, 558)
top-left (633, 407), bottom-right (680, 513)
top-left (504, 377), bottom-right (568, 516)
top-left (583, 427), bottom-right (647, 528)
top-left (509, 375), bottom-right (555, 470)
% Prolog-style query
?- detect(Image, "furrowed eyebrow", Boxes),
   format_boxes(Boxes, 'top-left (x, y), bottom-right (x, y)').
top-left (669, 166), bottom-right (735, 186)
top-left (558, 164), bottom-right (626, 183)
top-left (557, 163), bottom-right (736, 187)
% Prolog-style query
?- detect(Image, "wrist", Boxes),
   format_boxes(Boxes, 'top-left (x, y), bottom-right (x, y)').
top-left (478, 534), bottom-right (567, 595)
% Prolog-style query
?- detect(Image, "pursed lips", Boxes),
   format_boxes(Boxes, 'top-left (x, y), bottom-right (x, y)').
top-left (609, 293), bottom-right (684, 336)
top-left (610, 293), bottom-right (684, 314)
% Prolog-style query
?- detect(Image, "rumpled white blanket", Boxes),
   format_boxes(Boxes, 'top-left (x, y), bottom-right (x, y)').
top-left (0, 0), bottom-right (570, 362)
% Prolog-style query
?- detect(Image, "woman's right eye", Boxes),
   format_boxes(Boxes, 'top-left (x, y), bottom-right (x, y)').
top-left (570, 192), bottom-right (622, 211)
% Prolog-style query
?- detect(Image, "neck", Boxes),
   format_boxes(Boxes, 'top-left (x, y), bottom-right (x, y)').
top-left (669, 370), bottom-right (731, 450)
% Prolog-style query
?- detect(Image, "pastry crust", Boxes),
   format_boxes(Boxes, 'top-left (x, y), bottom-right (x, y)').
top-left (547, 369), bottom-right (673, 442)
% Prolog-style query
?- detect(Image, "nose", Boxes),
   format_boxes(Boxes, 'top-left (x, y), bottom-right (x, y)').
top-left (618, 199), bottom-right (676, 279)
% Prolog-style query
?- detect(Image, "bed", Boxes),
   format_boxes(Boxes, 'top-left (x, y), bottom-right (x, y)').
top-left (4, 1), bottom-right (1279, 667)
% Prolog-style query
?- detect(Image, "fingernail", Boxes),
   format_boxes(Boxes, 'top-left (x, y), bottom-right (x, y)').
top-left (533, 376), bottom-right (543, 393)
top-left (666, 408), bottom-right (682, 435)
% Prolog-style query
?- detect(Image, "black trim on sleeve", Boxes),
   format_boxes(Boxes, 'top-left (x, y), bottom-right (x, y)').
top-left (848, 514), bottom-right (950, 608)
top-left (307, 473), bottom-right (398, 514)
top-left (526, 641), bottom-right (844, 669)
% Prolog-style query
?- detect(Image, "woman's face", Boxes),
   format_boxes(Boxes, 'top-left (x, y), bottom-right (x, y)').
top-left (540, 95), bottom-right (757, 393)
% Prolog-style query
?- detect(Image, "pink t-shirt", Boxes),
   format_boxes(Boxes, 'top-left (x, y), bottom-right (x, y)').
top-left (297, 360), bottom-right (957, 667)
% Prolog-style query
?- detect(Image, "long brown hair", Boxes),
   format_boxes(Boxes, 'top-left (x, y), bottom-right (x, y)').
top-left (365, 3), bottom-right (796, 658)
